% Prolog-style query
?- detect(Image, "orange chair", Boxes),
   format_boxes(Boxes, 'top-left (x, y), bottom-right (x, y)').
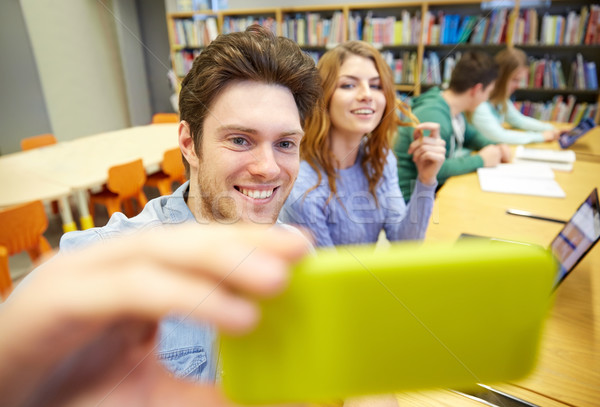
top-left (145, 148), bottom-right (187, 195)
top-left (21, 133), bottom-right (57, 151)
top-left (89, 159), bottom-right (148, 219)
top-left (0, 246), bottom-right (11, 301)
top-left (0, 201), bottom-right (53, 300)
top-left (151, 113), bottom-right (179, 124)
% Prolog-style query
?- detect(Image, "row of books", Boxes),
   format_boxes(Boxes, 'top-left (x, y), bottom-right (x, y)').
top-left (514, 95), bottom-right (598, 124)
top-left (349, 11), bottom-right (421, 45)
top-left (381, 51), bottom-right (418, 85)
top-left (570, 54), bottom-right (599, 90)
top-left (221, 16), bottom-right (277, 35)
top-left (407, 52), bottom-right (461, 87)
top-left (537, 5), bottom-right (600, 46)
top-left (281, 12), bottom-right (345, 46)
top-left (170, 17), bottom-right (218, 48)
top-left (519, 55), bottom-right (598, 91)
top-left (173, 49), bottom-right (201, 77)
top-left (422, 9), bottom-right (509, 45)
top-left (423, 5), bottom-right (600, 45)
top-left (527, 57), bottom-right (567, 89)
top-left (168, 0), bottom-right (226, 12)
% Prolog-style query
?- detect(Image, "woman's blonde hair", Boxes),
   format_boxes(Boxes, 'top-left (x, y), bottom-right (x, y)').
top-left (489, 47), bottom-right (528, 113)
top-left (300, 41), bottom-right (397, 204)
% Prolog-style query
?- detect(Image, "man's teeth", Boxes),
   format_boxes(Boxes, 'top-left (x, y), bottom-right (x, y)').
top-left (353, 109), bottom-right (374, 114)
top-left (240, 188), bottom-right (274, 199)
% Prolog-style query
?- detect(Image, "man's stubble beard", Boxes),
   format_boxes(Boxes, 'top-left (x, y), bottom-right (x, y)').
top-left (193, 169), bottom-right (283, 225)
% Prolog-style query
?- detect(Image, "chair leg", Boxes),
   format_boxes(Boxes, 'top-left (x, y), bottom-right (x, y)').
top-left (123, 200), bottom-right (135, 217)
top-left (138, 192), bottom-right (148, 209)
top-left (158, 180), bottom-right (173, 196)
top-left (106, 199), bottom-right (122, 218)
top-left (51, 200), bottom-right (60, 214)
top-left (26, 237), bottom-right (52, 263)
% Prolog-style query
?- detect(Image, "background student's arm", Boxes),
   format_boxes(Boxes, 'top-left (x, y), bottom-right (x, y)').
top-left (435, 154), bottom-right (485, 182)
top-left (505, 101), bottom-right (560, 142)
top-left (505, 100), bottom-right (555, 132)
top-left (463, 122), bottom-right (496, 150)
top-left (472, 102), bottom-right (545, 144)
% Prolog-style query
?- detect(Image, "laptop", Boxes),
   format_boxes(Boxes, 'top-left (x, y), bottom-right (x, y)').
top-left (460, 188), bottom-right (600, 289)
top-left (220, 240), bottom-right (556, 404)
top-left (558, 117), bottom-right (596, 149)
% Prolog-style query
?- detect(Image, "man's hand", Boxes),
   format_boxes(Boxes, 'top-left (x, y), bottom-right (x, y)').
top-left (0, 225), bottom-right (309, 407)
top-left (408, 122), bottom-right (446, 186)
top-left (478, 145), bottom-right (503, 167)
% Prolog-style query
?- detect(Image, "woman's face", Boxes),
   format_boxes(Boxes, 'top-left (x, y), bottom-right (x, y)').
top-left (328, 55), bottom-right (386, 140)
top-left (508, 66), bottom-right (528, 96)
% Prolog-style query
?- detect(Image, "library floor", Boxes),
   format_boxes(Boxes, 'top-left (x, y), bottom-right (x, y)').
top-left (9, 187), bottom-right (162, 286)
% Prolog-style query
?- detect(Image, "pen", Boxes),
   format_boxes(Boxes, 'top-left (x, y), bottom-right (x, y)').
top-left (506, 209), bottom-right (567, 224)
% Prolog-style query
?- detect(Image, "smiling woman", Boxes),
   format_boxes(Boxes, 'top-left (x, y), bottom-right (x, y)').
top-left (279, 41), bottom-right (446, 247)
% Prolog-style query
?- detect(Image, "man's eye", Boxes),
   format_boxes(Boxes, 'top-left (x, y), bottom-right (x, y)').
top-left (279, 140), bottom-right (294, 149)
top-left (232, 137), bottom-right (247, 146)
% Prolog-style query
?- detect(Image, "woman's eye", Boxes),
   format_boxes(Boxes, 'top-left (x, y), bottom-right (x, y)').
top-left (340, 83), bottom-right (354, 89)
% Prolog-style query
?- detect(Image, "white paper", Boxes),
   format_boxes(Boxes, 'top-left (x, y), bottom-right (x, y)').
top-left (477, 163), bottom-right (566, 198)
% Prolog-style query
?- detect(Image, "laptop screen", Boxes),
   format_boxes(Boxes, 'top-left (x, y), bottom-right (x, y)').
top-left (550, 188), bottom-right (600, 285)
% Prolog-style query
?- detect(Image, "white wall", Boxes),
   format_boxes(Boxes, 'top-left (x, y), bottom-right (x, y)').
top-left (20, 0), bottom-right (130, 142)
top-left (113, 0), bottom-right (153, 126)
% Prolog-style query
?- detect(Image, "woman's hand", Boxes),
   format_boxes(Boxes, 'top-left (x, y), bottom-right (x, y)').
top-left (408, 122), bottom-right (446, 186)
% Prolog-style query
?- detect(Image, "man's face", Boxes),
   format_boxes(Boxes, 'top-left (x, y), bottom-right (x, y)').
top-left (183, 81), bottom-right (303, 225)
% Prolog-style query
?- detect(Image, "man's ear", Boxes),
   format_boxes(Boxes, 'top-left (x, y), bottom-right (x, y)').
top-left (470, 83), bottom-right (483, 97)
top-left (179, 120), bottom-right (199, 169)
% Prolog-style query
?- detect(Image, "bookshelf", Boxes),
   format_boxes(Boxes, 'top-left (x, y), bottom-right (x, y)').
top-left (164, 0), bottom-right (600, 123)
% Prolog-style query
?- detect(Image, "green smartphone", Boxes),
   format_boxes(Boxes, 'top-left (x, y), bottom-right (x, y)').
top-left (220, 240), bottom-right (556, 404)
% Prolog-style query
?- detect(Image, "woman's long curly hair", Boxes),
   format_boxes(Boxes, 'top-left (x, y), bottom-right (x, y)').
top-left (300, 41), bottom-right (397, 205)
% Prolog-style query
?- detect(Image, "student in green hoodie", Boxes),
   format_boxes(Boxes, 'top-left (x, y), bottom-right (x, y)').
top-left (394, 51), bottom-right (512, 202)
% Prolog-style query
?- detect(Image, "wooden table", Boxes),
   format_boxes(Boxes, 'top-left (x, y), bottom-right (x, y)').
top-left (385, 158), bottom-right (598, 406)
top-left (0, 123), bottom-right (179, 231)
top-left (370, 137), bottom-right (600, 406)
top-left (0, 151), bottom-right (75, 231)
top-left (422, 158), bottom-right (600, 407)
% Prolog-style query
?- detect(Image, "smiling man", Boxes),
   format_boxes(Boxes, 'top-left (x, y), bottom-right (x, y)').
top-left (59, 25), bottom-right (321, 382)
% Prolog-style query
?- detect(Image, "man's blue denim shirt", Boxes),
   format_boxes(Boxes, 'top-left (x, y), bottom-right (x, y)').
top-left (60, 182), bottom-right (217, 381)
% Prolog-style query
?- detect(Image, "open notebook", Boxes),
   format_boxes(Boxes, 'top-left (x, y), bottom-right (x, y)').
top-left (461, 188), bottom-right (600, 288)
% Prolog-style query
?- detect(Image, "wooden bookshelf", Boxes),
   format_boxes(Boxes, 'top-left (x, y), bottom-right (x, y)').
top-left (164, 0), bottom-right (600, 122)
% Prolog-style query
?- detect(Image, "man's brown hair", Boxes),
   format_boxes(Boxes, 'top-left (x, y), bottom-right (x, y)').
top-left (178, 25), bottom-right (322, 175)
top-left (449, 51), bottom-right (499, 94)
